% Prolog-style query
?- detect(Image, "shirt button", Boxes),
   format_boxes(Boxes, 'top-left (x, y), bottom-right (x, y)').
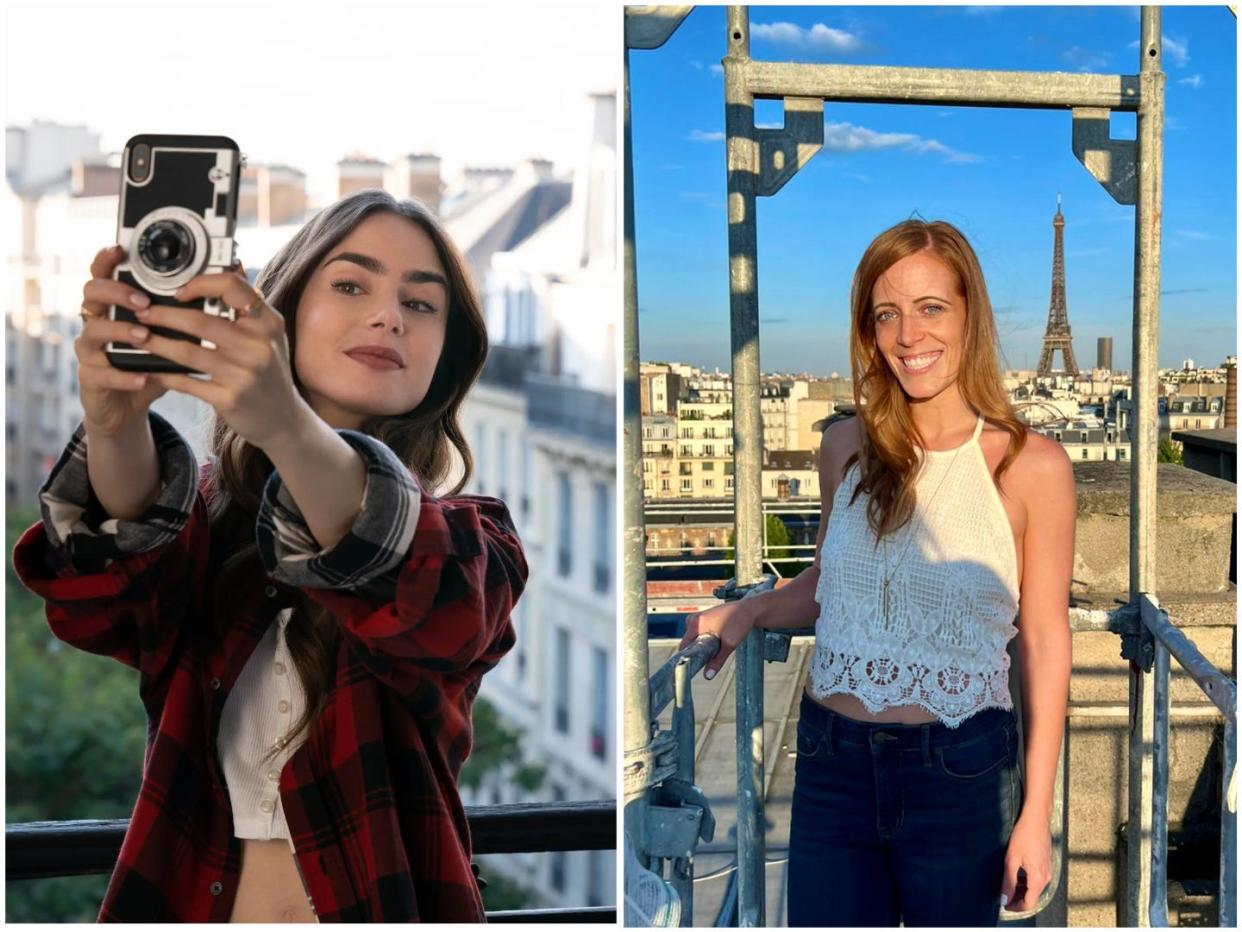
top-left (210, 881), bottom-right (223, 896)
top-left (209, 677), bottom-right (221, 690)
top-left (274, 662), bottom-right (286, 675)
top-left (278, 700), bottom-right (290, 713)
top-left (260, 799), bottom-right (275, 813)
top-left (268, 769), bottom-right (281, 782)
top-left (265, 585), bottom-right (278, 598)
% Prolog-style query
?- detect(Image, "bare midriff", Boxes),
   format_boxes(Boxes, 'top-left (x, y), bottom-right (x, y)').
top-left (229, 838), bottom-right (317, 923)
top-left (808, 687), bottom-right (940, 725)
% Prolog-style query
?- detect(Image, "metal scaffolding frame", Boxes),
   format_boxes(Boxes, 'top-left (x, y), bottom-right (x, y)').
top-left (625, 5), bottom-right (1235, 928)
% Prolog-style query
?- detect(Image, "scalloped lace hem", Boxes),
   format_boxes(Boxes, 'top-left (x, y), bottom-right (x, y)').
top-left (807, 646), bottom-right (1013, 729)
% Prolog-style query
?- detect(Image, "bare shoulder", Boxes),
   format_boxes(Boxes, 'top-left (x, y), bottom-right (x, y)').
top-left (1006, 429), bottom-right (1075, 505)
top-left (817, 416), bottom-right (863, 485)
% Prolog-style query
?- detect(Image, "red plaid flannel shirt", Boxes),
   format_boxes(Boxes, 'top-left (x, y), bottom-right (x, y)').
top-left (12, 413), bottom-right (526, 921)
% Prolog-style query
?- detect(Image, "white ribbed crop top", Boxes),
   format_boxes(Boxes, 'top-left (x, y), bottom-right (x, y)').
top-left (218, 607), bottom-right (308, 841)
top-left (809, 415), bottom-right (1021, 728)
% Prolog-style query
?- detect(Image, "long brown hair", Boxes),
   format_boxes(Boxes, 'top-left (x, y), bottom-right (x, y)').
top-left (845, 219), bottom-right (1027, 541)
top-left (204, 190), bottom-right (487, 758)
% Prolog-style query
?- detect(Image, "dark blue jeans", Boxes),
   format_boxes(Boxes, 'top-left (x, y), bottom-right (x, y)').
top-left (787, 693), bottom-right (1023, 927)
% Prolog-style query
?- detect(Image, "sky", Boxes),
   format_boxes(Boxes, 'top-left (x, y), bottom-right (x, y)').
top-left (4, 0), bottom-right (616, 204)
top-left (629, 5), bottom-right (1237, 375)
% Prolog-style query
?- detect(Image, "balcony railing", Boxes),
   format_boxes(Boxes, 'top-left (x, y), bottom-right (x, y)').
top-left (6, 800), bottom-right (617, 923)
top-left (526, 374), bottom-right (615, 448)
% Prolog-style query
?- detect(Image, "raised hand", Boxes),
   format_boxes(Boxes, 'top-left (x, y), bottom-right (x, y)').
top-left (75, 245), bottom-right (171, 438)
top-left (133, 266), bottom-right (313, 453)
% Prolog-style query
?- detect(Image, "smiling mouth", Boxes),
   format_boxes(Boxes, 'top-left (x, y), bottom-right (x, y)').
top-left (345, 350), bottom-right (403, 370)
top-left (898, 351), bottom-right (942, 374)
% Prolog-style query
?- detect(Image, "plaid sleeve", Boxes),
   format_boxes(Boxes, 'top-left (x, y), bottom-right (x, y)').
top-left (254, 432), bottom-right (526, 687)
top-left (254, 429), bottom-right (419, 602)
top-left (12, 412), bottom-right (210, 703)
top-left (37, 410), bottom-right (199, 576)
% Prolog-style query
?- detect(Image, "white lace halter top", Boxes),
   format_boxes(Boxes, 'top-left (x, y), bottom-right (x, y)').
top-left (809, 414), bottom-right (1020, 728)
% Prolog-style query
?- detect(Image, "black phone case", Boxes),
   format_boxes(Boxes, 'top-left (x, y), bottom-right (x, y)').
top-left (106, 134), bottom-right (241, 374)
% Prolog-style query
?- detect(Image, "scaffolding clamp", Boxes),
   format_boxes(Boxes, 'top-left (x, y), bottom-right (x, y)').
top-left (713, 574), bottom-right (777, 603)
top-left (645, 778), bottom-right (716, 859)
top-left (624, 729), bottom-right (678, 798)
top-left (1114, 600), bottom-right (1155, 673)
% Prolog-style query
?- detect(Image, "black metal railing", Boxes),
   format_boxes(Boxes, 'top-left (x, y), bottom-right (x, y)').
top-left (6, 799), bottom-right (616, 923)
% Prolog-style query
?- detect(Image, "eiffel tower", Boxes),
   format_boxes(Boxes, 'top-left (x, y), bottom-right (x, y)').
top-left (1037, 194), bottom-right (1080, 378)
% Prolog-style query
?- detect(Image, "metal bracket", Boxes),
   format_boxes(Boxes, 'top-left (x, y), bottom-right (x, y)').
top-left (646, 778), bottom-right (716, 859)
top-left (624, 6), bottom-right (693, 50)
top-left (713, 574), bottom-right (777, 603)
top-left (1072, 107), bottom-right (1137, 206)
top-left (756, 97), bottom-right (825, 198)
top-left (623, 729), bottom-right (679, 797)
top-left (764, 630), bottom-right (792, 663)
top-left (1115, 600), bottom-right (1155, 673)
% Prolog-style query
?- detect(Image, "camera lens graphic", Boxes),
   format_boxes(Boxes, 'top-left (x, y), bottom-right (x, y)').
top-left (137, 220), bottom-right (194, 274)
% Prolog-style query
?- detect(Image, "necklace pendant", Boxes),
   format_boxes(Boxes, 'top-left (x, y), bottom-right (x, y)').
top-left (882, 578), bottom-right (890, 622)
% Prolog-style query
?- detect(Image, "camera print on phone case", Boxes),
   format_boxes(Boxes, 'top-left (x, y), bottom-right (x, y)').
top-left (106, 134), bottom-right (242, 375)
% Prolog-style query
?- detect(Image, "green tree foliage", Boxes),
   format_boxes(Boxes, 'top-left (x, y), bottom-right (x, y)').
top-left (6, 505), bottom-right (146, 921)
top-left (1158, 437), bottom-right (1184, 465)
top-left (460, 697), bottom-right (546, 795)
top-left (476, 860), bottom-right (539, 912)
top-left (725, 514), bottom-right (811, 577)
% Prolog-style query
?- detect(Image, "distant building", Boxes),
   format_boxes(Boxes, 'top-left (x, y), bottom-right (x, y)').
top-left (456, 91), bottom-right (616, 911)
top-left (335, 153), bottom-right (386, 198)
top-left (1097, 336), bottom-right (1113, 371)
top-left (1030, 418), bottom-right (1132, 463)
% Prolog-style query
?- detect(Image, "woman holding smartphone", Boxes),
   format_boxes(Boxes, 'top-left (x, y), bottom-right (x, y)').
top-left (680, 219), bottom-right (1074, 927)
top-left (14, 190), bottom-right (527, 922)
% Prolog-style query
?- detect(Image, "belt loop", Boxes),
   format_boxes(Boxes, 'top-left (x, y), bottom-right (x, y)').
top-left (920, 724), bottom-right (932, 767)
top-left (824, 709), bottom-right (835, 756)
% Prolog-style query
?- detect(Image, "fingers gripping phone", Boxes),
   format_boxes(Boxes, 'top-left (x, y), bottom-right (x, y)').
top-left (106, 134), bottom-right (242, 374)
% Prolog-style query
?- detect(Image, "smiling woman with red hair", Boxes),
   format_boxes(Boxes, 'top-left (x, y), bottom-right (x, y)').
top-left (681, 219), bottom-right (1074, 927)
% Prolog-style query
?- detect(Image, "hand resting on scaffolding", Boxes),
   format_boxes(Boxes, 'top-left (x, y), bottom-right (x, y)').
top-left (678, 417), bottom-right (859, 681)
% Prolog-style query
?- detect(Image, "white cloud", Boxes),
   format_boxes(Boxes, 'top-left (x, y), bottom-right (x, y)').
top-left (1175, 229), bottom-right (1211, 241)
top-left (1060, 45), bottom-right (1111, 72)
top-left (1162, 35), bottom-right (1190, 66)
top-left (709, 63), bottom-right (724, 76)
top-left (687, 129), bottom-right (725, 142)
top-left (1177, 74), bottom-right (1202, 89)
top-left (751, 21), bottom-right (862, 54)
top-left (823, 121), bottom-right (981, 164)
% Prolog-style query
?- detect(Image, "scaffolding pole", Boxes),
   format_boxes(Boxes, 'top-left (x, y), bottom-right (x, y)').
top-left (623, 39), bottom-right (653, 862)
top-left (724, 7), bottom-right (767, 926)
top-left (1125, 7), bottom-right (1165, 927)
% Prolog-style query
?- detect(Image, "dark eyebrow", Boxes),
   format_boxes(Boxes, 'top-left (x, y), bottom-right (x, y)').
top-left (873, 294), bottom-right (951, 310)
top-left (325, 251), bottom-right (448, 288)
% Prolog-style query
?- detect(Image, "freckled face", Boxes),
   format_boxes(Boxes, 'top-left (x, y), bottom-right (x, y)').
top-left (293, 213), bottom-right (449, 430)
top-left (870, 250), bottom-right (966, 402)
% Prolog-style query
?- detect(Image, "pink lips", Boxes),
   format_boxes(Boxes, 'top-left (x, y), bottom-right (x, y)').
top-left (344, 346), bottom-right (404, 370)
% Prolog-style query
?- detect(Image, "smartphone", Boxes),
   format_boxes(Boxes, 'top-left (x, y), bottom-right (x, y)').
top-left (106, 134), bottom-right (242, 374)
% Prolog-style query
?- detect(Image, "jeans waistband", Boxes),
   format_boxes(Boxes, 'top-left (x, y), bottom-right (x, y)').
top-left (799, 691), bottom-right (1015, 751)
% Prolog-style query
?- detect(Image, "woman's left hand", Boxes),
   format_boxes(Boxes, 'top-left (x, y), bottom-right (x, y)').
top-left (133, 266), bottom-right (312, 453)
top-left (1000, 811), bottom-right (1052, 913)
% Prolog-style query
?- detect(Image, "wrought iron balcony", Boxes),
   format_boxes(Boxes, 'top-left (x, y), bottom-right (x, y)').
top-left (6, 799), bottom-right (616, 923)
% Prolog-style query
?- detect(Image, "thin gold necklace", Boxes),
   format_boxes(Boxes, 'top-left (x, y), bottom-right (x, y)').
top-left (878, 415), bottom-right (977, 624)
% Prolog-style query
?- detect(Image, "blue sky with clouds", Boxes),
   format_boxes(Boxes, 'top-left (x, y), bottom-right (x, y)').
top-left (629, 5), bottom-right (1236, 375)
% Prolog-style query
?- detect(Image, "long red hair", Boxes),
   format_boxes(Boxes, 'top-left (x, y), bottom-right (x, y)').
top-left (844, 219), bottom-right (1027, 541)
